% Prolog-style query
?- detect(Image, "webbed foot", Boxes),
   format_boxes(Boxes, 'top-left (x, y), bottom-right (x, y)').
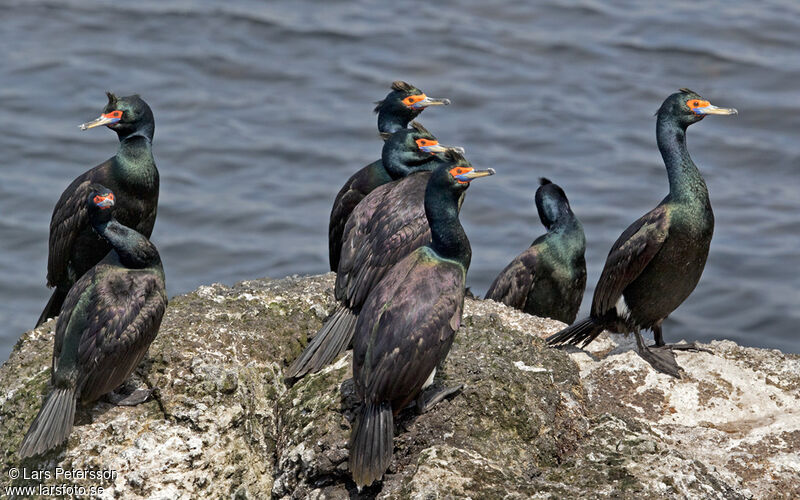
top-left (106, 387), bottom-right (152, 406)
top-left (416, 384), bottom-right (464, 414)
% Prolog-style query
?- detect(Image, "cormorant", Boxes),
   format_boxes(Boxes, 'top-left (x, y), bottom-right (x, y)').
top-left (349, 160), bottom-right (495, 488)
top-left (547, 89), bottom-right (736, 377)
top-left (36, 93), bottom-right (159, 327)
top-left (485, 178), bottom-right (586, 324)
top-left (20, 185), bottom-right (167, 458)
top-left (286, 140), bottom-right (466, 380)
top-left (328, 81), bottom-right (450, 271)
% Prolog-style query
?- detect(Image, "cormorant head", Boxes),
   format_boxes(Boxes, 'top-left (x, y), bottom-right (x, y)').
top-left (535, 178), bottom-right (573, 230)
top-left (86, 184), bottom-right (116, 223)
top-left (656, 88), bottom-right (737, 128)
top-left (374, 81), bottom-right (450, 126)
top-left (428, 150), bottom-right (495, 196)
top-left (80, 92), bottom-right (155, 140)
top-left (381, 121), bottom-right (464, 178)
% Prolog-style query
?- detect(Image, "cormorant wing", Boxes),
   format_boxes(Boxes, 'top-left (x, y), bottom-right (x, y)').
top-left (591, 205), bottom-right (670, 317)
top-left (46, 178), bottom-right (94, 287)
top-left (336, 173), bottom-right (431, 309)
top-left (62, 268), bottom-right (166, 400)
top-left (353, 249), bottom-right (464, 406)
top-left (485, 244), bottom-right (542, 309)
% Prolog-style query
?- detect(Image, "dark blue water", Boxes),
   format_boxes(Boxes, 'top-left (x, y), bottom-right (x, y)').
top-left (1, 0), bottom-right (799, 362)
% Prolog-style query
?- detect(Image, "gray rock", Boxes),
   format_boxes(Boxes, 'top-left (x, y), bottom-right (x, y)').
top-left (1, 274), bottom-right (798, 498)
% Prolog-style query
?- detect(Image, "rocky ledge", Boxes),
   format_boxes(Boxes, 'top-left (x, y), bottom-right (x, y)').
top-left (1, 274), bottom-right (798, 499)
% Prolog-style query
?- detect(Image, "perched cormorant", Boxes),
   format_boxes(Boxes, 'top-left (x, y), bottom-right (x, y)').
top-left (349, 160), bottom-right (495, 488)
top-left (328, 81), bottom-right (450, 271)
top-left (286, 141), bottom-right (466, 380)
top-left (485, 178), bottom-right (586, 324)
top-left (36, 92), bottom-right (159, 327)
top-left (20, 185), bottom-right (167, 458)
top-left (547, 89), bottom-right (736, 377)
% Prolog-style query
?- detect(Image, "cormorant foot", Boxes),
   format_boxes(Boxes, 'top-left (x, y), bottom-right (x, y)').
top-left (635, 332), bottom-right (683, 378)
top-left (659, 342), bottom-right (712, 354)
top-left (416, 384), bottom-right (464, 414)
top-left (106, 388), bottom-right (152, 406)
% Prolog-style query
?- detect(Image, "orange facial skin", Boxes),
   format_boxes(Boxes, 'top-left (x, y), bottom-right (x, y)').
top-left (449, 166), bottom-right (473, 184)
top-left (103, 110), bottom-right (123, 120)
top-left (402, 94), bottom-right (427, 107)
top-left (416, 138), bottom-right (439, 153)
top-left (687, 99), bottom-right (711, 114)
top-left (93, 193), bottom-right (115, 209)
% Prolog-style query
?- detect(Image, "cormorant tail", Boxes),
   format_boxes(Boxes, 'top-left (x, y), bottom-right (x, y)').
top-left (349, 401), bottom-right (393, 488)
top-left (285, 305), bottom-right (357, 380)
top-left (35, 286), bottom-right (68, 327)
top-left (19, 387), bottom-right (77, 458)
top-left (546, 317), bottom-right (605, 348)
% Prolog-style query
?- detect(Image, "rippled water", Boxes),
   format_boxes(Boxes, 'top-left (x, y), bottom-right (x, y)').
top-left (1, 0), bottom-right (798, 362)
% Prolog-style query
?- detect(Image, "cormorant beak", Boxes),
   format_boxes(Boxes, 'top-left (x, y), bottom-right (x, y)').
top-left (79, 110), bottom-right (123, 130)
top-left (411, 96), bottom-right (451, 109)
top-left (455, 168), bottom-right (496, 183)
top-left (420, 144), bottom-right (465, 155)
top-left (692, 103), bottom-right (738, 116)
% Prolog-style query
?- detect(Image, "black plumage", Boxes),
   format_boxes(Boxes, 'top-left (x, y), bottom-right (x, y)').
top-left (547, 89), bottom-right (736, 377)
top-left (349, 160), bottom-right (495, 488)
top-left (286, 142), bottom-right (465, 380)
top-left (328, 81), bottom-right (450, 271)
top-left (485, 178), bottom-right (586, 324)
top-left (36, 93), bottom-right (159, 327)
top-left (20, 185), bottom-right (167, 458)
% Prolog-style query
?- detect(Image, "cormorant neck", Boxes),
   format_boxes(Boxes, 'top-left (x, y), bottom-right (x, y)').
top-left (378, 111), bottom-right (412, 134)
top-left (656, 115), bottom-right (708, 203)
top-left (546, 215), bottom-right (586, 259)
top-left (114, 134), bottom-right (157, 185)
top-left (425, 187), bottom-right (471, 269)
top-left (384, 153), bottom-right (441, 180)
top-left (92, 218), bottom-right (160, 269)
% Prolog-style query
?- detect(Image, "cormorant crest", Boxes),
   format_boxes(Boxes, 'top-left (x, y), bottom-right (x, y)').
top-left (444, 148), bottom-right (467, 163)
top-left (409, 121), bottom-right (431, 136)
top-left (679, 87), bottom-right (697, 95)
top-left (539, 177), bottom-right (552, 186)
top-left (391, 81), bottom-right (415, 92)
top-left (106, 91), bottom-right (118, 106)
top-left (379, 132), bottom-right (392, 141)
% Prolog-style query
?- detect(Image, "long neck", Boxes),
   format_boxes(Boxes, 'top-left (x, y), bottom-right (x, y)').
top-left (426, 188), bottom-right (471, 269)
top-left (546, 215), bottom-right (586, 261)
top-left (378, 111), bottom-right (412, 134)
top-left (92, 218), bottom-right (160, 269)
top-left (114, 135), bottom-right (157, 186)
top-left (656, 116), bottom-right (708, 203)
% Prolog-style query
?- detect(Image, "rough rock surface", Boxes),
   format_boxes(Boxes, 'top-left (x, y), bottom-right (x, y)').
top-left (1, 273), bottom-right (798, 499)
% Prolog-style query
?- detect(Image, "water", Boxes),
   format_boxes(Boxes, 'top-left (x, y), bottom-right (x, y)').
top-left (1, 0), bottom-right (798, 362)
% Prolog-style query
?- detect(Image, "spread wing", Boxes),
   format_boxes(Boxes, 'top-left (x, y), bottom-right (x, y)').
top-left (353, 249), bottom-right (465, 405)
top-left (591, 205), bottom-right (670, 316)
top-left (484, 244), bottom-right (541, 309)
top-left (335, 172), bottom-right (431, 309)
top-left (56, 266), bottom-right (167, 401)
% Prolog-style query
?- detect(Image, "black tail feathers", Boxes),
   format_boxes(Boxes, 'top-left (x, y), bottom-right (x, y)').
top-left (36, 287), bottom-right (68, 328)
top-left (285, 306), bottom-right (357, 380)
top-left (546, 317), bottom-right (605, 348)
top-left (19, 387), bottom-right (77, 458)
top-left (349, 401), bottom-right (394, 489)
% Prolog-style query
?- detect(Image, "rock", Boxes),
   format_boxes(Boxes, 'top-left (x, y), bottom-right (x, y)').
top-left (1, 273), bottom-right (797, 499)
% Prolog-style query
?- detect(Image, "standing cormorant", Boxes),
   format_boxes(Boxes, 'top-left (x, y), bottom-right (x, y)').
top-left (547, 89), bottom-right (736, 377)
top-left (286, 141), bottom-right (466, 380)
top-left (485, 178), bottom-right (586, 324)
top-left (328, 81), bottom-right (450, 271)
top-left (349, 160), bottom-right (495, 488)
top-left (20, 185), bottom-right (167, 458)
top-left (36, 93), bottom-right (159, 327)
